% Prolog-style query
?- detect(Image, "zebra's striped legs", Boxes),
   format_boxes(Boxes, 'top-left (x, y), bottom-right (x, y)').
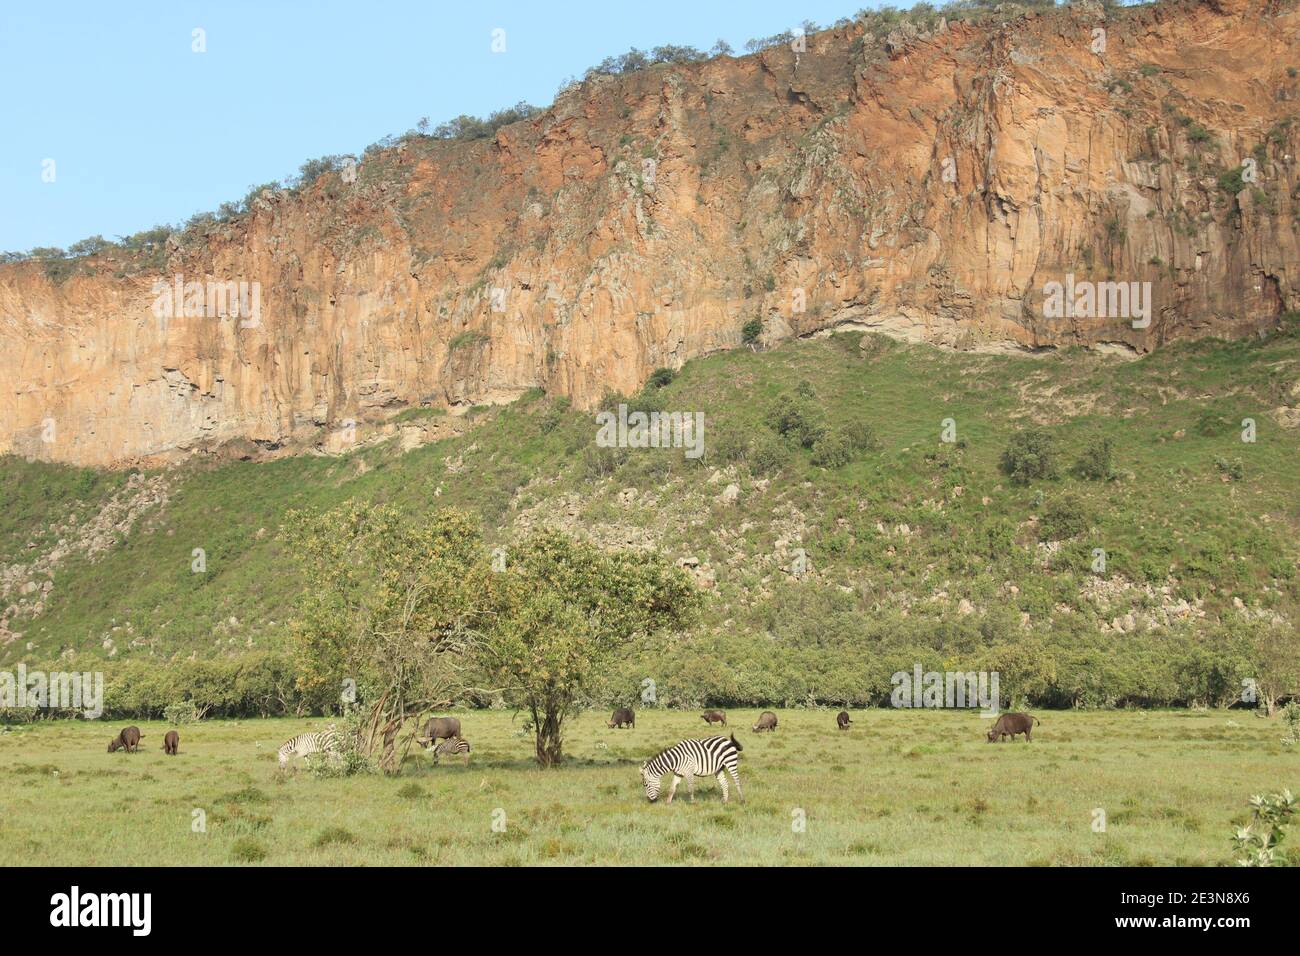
top-left (666, 774), bottom-right (682, 804)
top-left (728, 766), bottom-right (744, 802)
top-left (716, 772), bottom-right (729, 803)
top-left (685, 771), bottom-right (696, 802)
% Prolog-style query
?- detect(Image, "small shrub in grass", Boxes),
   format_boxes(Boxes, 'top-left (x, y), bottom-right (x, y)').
top-left (1214, 456), bottom-right (1244, 481)
top-left (843, 420), bottom-right (879, 451)
top-left (1280, 702), bottom-right (1300, 745)
top-left (1000, 428), bottom-right (1059, 484)
top-left (332, 749), bottom-right (373, 776)
top-left (1038, 494), bottom-right (1091, 541)
top-left (222, 786), bottom-right (269, 804)
top-left (397, 782), bottom-right (426, 800)
top-left (709, 427), bottom-right (751, 465)
top-left (1074, 436), bottom-right (1115, 480)
top-left (312, 827), bottom-right (357, 848)
top-left (1195, 410), bottom-right (1235, 437)
top-left (308, 716), bottom-right (373, 778)
top-left (1232, 790), bottom-right (1295, 866)
top-left (538, 396), bottom-right (570, 433)
top-left (766, 395), bottom-right (826, 448)
top-left (741, 317), bottom-right (763, 344)
top-left (811, 431), bottom-right (853, 468)
top-left (581, 443), bottom-right (628, 480)
top-left (747, 433), bottom-right (790, 476)
top-left (231, 838), bottom-right (267, 863)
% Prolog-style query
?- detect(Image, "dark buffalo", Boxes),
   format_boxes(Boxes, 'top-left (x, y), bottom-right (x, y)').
top-left (836, 710), bottom-right (852, 731)
top-left (163, 730), bottom-right (180, 755)
top-left (108, 726), bottom-right (142, 753)
top-left (752, 711), bottom-right (778, 733)
top-left (700, 710), bottom-right (727, 727)
top-left (986, 712), bottom-right (1039, 743)
top-left (416, 716), bottom-right (462, 749)
top-left (608, 708), bottom-right (635, 729)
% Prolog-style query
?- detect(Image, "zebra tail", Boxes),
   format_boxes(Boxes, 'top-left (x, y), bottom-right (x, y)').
top-left (730, 733), bottom-right (743, 752)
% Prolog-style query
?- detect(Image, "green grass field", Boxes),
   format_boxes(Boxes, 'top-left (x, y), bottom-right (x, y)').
top-left (1, 709), bottom-right (1293, 866)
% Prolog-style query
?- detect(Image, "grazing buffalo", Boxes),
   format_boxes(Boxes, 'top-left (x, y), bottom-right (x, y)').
top-left (108, 726), bottom-right (142, 753)
top-left (752, 711), bottom-right (778, 733)
top-left (608, 708), bottom-right (635, 729)
top-left (836, 711), bottom-right (852, 731)
top-left (416, 716), bottom-right (462, 749)
top-left (700, 710), bottom-right (727, 727)
top-left (986, 712), bottom-right (1039, 743)
top-left (163, 730), bottom-right (180, 755)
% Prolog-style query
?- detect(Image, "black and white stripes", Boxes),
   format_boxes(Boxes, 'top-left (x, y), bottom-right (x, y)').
top-left (277, 729), bottom-right (339, 768)
top-left (432, 738), bottom-right (471, 762)
top-left (641, 734), bottom-right (744, 803)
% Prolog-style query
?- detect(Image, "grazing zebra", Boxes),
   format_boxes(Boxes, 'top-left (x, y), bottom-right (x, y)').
top-left (641, 734), bottom-right (744, 804)
top-left (277, 729), bottom-right (339, 769)
top-left (432, 737), bottom-right (471, 764)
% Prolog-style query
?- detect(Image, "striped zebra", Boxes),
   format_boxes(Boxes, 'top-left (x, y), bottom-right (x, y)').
top-left (432, 738), bottom-right (471, 763)
top-left (277, 728), bottom-right (339, 769)
top-left (641, 734), bottom-right (743, 804)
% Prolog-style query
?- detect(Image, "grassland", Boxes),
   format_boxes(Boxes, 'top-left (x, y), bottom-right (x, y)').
top-left (0, 709), bottom-right (1293, 866)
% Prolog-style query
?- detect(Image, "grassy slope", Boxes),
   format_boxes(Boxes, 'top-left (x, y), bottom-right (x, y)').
top-left (2, 322), bottom-right (1298, 675)
top-left (0, 709), bottom-right (1291, 866)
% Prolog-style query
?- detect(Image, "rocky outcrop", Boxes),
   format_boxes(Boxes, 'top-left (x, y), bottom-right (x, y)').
top-left (2, 0), bottom-right (1298, 466)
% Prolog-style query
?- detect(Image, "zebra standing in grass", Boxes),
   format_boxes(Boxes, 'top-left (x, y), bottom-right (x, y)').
top-left (277, 728), bottom-right (339, 769)
top-left (641, 734), bottom-right (744, 804)
top-left (432, 738), bottom-right (471, 764)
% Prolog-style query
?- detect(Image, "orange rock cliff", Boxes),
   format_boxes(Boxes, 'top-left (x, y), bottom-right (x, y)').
top-left (2, 0), bottom-right (1298, 466)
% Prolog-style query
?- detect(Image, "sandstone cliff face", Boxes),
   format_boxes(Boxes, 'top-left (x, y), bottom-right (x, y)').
top-left (2, 0), bottom-right (1299, 467)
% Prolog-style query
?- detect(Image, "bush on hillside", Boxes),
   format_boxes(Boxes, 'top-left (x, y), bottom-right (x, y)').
top-left (1000, 428), bottom-right (1060, 484)
top-left (646, 367), bottom-right (676, 389)
top-left (767, 394), bottom-right (826, 449)
top-left (811, 430), bottom-right (853, 468)
top-left (1038, 494), bottom-right (1092, 541)
top-left (1074, 436), bottom-right (1116, 480)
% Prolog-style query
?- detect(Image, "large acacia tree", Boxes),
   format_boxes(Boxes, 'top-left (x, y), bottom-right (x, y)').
top-left (284, 503), bottom-right (501, 771)
top-left (484, 530), bottom-right (699, 767)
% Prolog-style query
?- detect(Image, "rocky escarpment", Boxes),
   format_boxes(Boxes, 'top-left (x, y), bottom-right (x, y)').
top-left (2, 0), bottom-right (1299, 467)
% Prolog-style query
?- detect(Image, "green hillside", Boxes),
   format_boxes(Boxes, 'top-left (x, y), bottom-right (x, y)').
top-left (3, 319), bottom-right (1299, 710)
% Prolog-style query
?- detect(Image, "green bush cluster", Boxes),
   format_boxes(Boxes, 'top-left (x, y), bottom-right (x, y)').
top-left (99, 653), bottom-right (306, 719)
top-left (599, 601), bottom-right (1254, 711)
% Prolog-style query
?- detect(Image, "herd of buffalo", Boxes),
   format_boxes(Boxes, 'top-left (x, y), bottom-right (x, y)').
top-left (106, 726), bottom-right (179, 754)
top-left (607, 708), bottom-right (1038, 741)
top-left (99, 710), bottom-right (1044, 766)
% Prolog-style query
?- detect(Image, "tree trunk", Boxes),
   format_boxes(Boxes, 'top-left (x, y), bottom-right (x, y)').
top-left (533, 705), bottom-right (564, 767)
top-left (379, 718), bottom-right (403, 774)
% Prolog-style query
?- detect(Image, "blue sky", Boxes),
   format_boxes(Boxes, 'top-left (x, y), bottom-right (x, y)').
top-left (0, 0), bottom-right (870, 252)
